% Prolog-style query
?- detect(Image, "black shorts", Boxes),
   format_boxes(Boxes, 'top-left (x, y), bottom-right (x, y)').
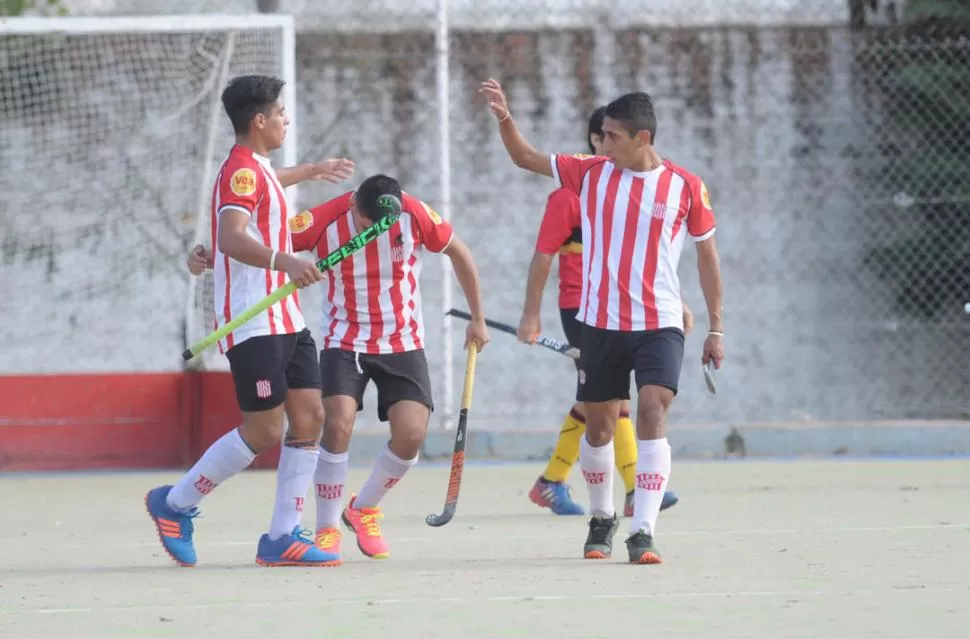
top-left (576, 323), bottom-right (685, 402)
top-left (559, 308), bottom-right (583, 371)
top-left (319, 348), bottom-right (433, 422)
top-left (225, 328), bottom-right (322, 412)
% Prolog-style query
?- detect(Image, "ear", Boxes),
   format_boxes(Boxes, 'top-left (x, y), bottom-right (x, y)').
top-left (636, 129), bottom-right (653, 146)
top-left (253, 112), bottom-right (266, 131)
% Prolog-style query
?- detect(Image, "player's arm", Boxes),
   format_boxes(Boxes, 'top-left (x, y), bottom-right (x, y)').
top-left (688, 179), bottom-right (724, 366)
top-left (216, 167), bottom-right (324, 288)
top-left (412, 198), bottom-right (489, 349)
top-left (187, 244), bottom-right (212, 276)
top-left (444, 236), bottom-right (490, 350)
top-left (519, 190), bottom-right (577, 342)
top-left (696, 239), bottom-right (722, 332)
top-left (479, 78), bottom-right (552, 177)
top-left (274, 158), bottom-right (356, 187)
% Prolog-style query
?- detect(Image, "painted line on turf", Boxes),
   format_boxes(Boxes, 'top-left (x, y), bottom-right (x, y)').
top-left (2, 586), bottom-right (961, 616)
top-left (1, 522), bottom-right (965, 550)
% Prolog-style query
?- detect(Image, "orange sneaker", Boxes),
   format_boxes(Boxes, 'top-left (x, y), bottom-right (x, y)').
top-left (341, 495), bottom-right (390, 559)
top-left (314, 527), bottom-right (343, 565)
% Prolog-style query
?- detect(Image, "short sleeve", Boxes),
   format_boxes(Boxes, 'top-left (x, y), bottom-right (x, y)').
top-left (535, 189), bottom-right (581, 255)
top-left (688, 179), bottom-right (716, 242)
top-left (290, 192), bottom-right (353, 253)
top-left (409, 198), bottom-right (454, 253)
top-left (550, 153), bottom-right (609, 196)
top-left (217, 160), bottom-right (264, 217)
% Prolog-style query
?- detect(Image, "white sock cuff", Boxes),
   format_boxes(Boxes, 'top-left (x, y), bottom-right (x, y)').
top-left (318, 447), bottom-right (349, 464)
top-left (229, 427), bottom-right (258, 462)
top-left (581, 436), bottom-right (614, 459)
top-left (383, 444), bottom-right (419, 467)
top-left (637, 437), bottom-right (669, 453)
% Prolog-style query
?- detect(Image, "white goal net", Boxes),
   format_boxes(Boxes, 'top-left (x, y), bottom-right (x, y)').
top-left (0, 15), bottom-right (296, 374)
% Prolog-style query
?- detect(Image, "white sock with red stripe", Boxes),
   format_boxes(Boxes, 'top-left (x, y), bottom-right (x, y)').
top-left (314, 447), bottom-right (349, 530)
top-left (268, 445), bottom-right (320, 540)
top-left (354, 445), bottom-right (417, 509)
top-left (167, 427), bottom-right (256, 512)
top-left (629, 437), bottom-right (672, 537)
top-left (580, 436), bottom-right (615, 518)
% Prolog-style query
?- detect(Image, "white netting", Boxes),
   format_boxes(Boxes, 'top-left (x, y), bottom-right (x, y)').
top-left (0, 18), bottom-right (293, 373)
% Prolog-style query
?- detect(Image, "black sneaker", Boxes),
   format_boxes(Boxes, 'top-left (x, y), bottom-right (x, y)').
top-left (626, 529), bottom-right (662, 564)
top-left (583, 514), bottom-right (618, 559)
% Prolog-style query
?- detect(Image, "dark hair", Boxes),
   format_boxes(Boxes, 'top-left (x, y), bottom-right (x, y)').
top-left (604, 92), bottom-right (657, 144)
top-left (221, 75), bottom-right (285, 134)
top-left (355, 174), bottom-right (403, 222)
top-left (587, 106), bottom-right (606, 154)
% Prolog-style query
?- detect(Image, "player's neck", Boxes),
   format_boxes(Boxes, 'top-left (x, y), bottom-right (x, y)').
top-left (234, 134), bottom-right (272, 159)
top-left (626, 148), bottom-right (664, 173)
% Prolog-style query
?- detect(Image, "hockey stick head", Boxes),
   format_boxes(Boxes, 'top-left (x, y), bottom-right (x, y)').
top-left (704, 360), bottom-right (717, 394)
top-left (425, 505), bottom-right (456, 527)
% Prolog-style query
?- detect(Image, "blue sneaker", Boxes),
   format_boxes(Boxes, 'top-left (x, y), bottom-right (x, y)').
top-left (256, 526), bottom-right (341, 567)
top-left (661, 490), bottom-right (680, 511)
top-left (624, 490), bottom-right (680, 517)
top-left (145, 485), bottom-right (199, 567)
top-left (529, 476), bottom-right (585, 515)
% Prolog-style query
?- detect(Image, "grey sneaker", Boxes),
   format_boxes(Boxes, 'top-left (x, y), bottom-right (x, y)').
top-left (626, 529), bottom-right (662, 564)
top-left (583, 514), bottom-right (619, 559)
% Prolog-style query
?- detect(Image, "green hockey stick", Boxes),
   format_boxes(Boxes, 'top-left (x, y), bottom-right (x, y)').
top-left (182, 194), bottom-right (402, 361)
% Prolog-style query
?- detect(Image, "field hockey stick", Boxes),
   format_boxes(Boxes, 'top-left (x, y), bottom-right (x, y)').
top-left (182, 195), bottom-right (402, 361)
top-left (703, 360), bottom-right (717, 394)
top-left (426, 341), bottom-right (480, 527)
top-left (445, 309), bottom-right (580, 360)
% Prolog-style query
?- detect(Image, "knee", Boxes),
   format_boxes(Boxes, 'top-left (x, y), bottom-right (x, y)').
top-left (240, 419), bottom-right (284, 453)
top-left (636, 400), bottom-right (669, 438)
top-left (389, 421), bottom-right (427, 459)
top-left (323, 412), bottom-right (355, 453)
top-left (583, 412), bottom-right (614, 447)
top-left (288, 403), bottom-right (325, 443)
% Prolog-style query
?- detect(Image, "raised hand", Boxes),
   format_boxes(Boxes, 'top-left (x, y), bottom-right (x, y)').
top-left (478, 78), bottom-right (510, 121)
top-left (306, 158), bottom-right (356, 184)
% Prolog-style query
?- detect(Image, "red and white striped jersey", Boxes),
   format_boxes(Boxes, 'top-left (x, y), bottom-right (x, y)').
top-left (211, 144), bottom-right (304, 353)
top-left (551, 154), bottom-right (716, 332)
top-left (291, 191), bottom-right (454, 354)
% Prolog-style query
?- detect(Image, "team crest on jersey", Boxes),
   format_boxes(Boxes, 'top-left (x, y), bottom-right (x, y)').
top-left (390, 233), bottom-right (406, 263)
top-left (229, 168), bottom-right (257, 196)
top-left (651, 202), bottom-right (668, 219)
top-left (289, 210), bottom-right (313, 233)
top-left (701, 182), bottom-right (712, 210)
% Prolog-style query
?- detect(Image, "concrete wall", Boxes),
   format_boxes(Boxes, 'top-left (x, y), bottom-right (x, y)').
top-left (1, 21), bottom-right (966, 435)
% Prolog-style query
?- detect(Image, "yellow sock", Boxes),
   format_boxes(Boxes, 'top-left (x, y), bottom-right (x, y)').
top-left (614, 415), bottom-right (638, 493)
top-left (542, 409), bottom-right (586, 483)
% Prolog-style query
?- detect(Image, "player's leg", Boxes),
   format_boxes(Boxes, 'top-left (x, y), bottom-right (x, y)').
top-left (614, 398), bottom-right (638, 515)
top-left (255, 329), bottom-right (338, 566)
top-left (576, 325), bottom-right (631, 559)
top-left (342, 350), bottom-right (431, 559)
top-left (312, 348), bottom-right (368, 563)
top-left (145, 334), bottom-right (290, 567)
top-left (529, 308), bottom-right (586, 515)
top-left (625, 328), bottom-right (685, 565)
top-left (618, 404), bottom-right (679, 518)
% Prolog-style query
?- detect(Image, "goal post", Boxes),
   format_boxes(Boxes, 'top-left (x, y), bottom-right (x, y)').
top-left (0, 15), bottom-right (297, 374)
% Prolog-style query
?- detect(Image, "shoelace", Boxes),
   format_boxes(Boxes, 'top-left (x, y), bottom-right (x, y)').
top-left (175, 507), bottom-right (201, 536)
top-left (359, 511), bottom-right (384, 537)
top-left (317, 529), bottom-right (341, 547)
top-left (292, 527), bottom-right (316, 546)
